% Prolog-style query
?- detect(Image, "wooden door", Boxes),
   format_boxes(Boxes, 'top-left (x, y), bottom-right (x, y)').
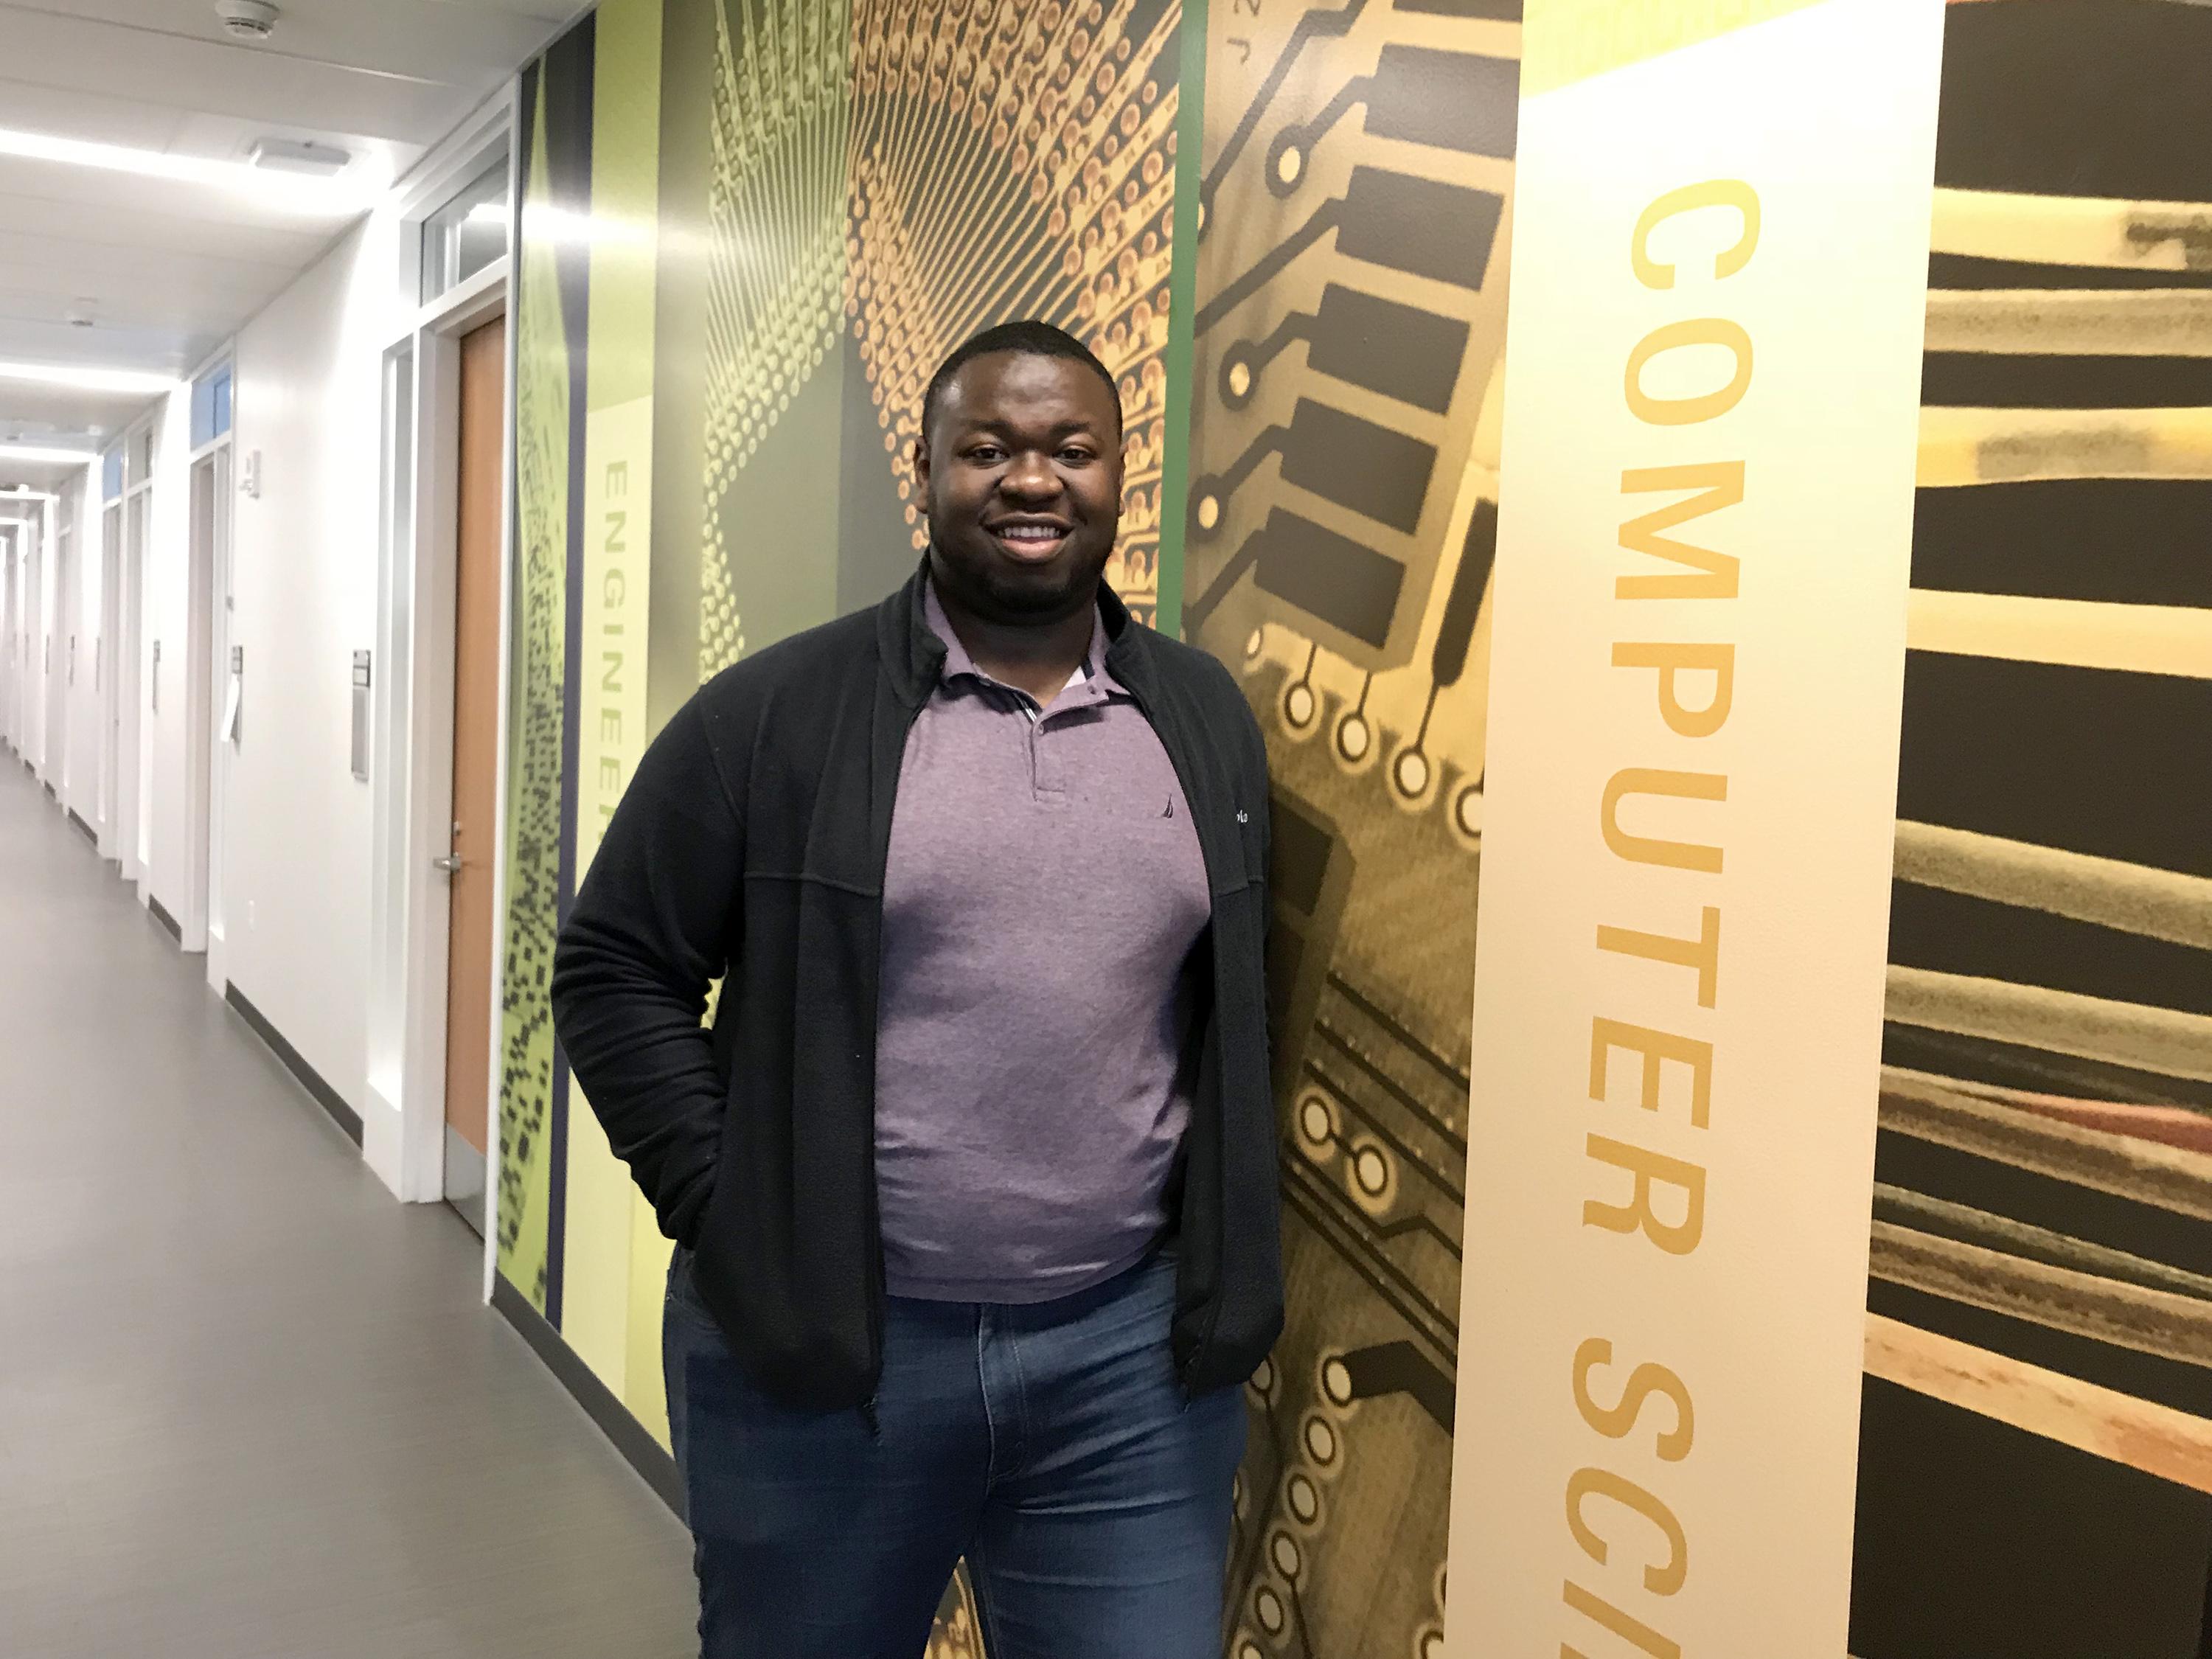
top-left (444, 316), bottom-right (507, 1211)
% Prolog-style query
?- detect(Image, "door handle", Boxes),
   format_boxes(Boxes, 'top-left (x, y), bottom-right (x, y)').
top-left (432, 855), bottom-right (463, 873)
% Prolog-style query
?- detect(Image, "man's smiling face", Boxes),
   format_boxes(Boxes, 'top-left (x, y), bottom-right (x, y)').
top-left (914, 349), bottom-right (1125, 626)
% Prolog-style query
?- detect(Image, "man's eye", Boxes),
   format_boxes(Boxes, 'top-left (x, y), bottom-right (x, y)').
top-left (1058, 448), bottom-right (1093, 463)
top-left (967, 446), bottom-right (1004, 462)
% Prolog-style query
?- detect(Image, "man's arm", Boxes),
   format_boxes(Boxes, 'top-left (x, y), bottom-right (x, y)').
top-left (551, 697), bottom-right (740, 1248)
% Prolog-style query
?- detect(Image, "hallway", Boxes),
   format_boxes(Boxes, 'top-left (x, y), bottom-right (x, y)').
top-left (0, 760), bottom-right (697, 1658)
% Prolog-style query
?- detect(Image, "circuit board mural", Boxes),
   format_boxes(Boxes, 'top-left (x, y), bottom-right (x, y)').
top-left (694, 0), bottom-right (1185, 678)
top-left (1850, 1), bottom-right (2212, 1652)
top-left (499, 33), bottom-right (594, 1316)
top-left (504, 0), bottom-right (2212, 1652)
top-left (1181, 4), bottom-right (1517, 1655)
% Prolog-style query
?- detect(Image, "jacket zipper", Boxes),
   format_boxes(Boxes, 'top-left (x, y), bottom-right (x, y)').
top-left (1120, 672), bottom-right (1232, 1397)
top-left (861, 685), bottom-right (930, 1434)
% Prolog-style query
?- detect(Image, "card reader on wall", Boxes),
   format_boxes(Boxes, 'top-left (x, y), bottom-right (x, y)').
top-left (221, 645), bottom-right (243, 745)
top-left (350, 650), bottom-right (371, 782)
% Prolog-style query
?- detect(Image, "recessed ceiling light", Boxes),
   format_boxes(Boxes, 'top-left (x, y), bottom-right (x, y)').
top-left (0, 361), bottom-right (175, 395)
top-left (0, 125), bottom-right (379, 215)
top-left (0, 444), bottom-right (99, 464)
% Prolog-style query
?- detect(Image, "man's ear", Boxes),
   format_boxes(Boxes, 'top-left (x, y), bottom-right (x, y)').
top-left (911, 433), bottom-right (932, 517)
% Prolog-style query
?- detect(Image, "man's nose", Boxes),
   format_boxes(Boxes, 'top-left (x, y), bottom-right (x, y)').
top-left (1001, 453), bottom-right (1060, 498)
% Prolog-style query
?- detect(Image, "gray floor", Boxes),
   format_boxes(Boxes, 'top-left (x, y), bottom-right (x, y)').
top-left (0, 758), bottom-right (698, 1658)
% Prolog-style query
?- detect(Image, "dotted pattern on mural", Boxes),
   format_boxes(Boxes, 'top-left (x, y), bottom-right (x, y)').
top-left (845, 0), bottom-right (1179, 623)
top-left (698, 0), bottom-right (1183, 686)
top-left (497, 124), bottom-right (572, 1310)
top-left (697, 0), bottom-right (854, 678)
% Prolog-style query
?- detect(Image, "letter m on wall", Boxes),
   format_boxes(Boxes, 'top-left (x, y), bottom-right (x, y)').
top-left (1616, 462), bottom-right (1742, 599)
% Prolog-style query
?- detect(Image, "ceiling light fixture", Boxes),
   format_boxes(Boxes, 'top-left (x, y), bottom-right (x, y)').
top-left (0, 361), bottom-right (175, 396)
top-left (249, 137), bottom-right (350, 177)
top-left (0, 125), bottom-right (379, 216)
top-left (0, 444), bottom-right (100, 465)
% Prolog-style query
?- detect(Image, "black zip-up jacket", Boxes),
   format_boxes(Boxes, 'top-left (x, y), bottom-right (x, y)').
top-left (549, 564), bottom-right (1283, 1411)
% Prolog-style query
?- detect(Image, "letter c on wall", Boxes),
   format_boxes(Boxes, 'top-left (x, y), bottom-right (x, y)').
top-left (1632, 180), bottom-right (1761, 290)
top-left (1566, 1467), bottom-right (1690, 1596)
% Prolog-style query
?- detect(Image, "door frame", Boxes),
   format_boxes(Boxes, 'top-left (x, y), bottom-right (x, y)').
top-left (2, 530), bottom-right (18, 754)
top-left (366, 257), bottom-right (513, 1205)
top-left (109, 491), bottom-right (147, 883)
top-left (46, 492), bottom-right (71, 796)
top-left (23, 509), bottom-right (44, 776)
top-left (0, 507), bottom-right (38, 759)
top-left (179, 437), bottom-right (230, 959)
top-left (97, 496), bottom-right (122, 857)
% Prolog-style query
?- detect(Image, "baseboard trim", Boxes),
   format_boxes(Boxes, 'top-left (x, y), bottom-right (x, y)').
top-left (223, 983), bottom-right (365, 1147)
top-left (66, 807), bottom-right (95, 844)
top-left (147, 896), bottom-right (183, 942)
top-left (42, 779), bottom-right (55, 799)
top-left (491, 1273), bottom-right (686, 1520)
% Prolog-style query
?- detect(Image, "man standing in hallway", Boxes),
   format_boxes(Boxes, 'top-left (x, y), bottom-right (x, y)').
top-left (550, 320), bottom-right (1281, 1658)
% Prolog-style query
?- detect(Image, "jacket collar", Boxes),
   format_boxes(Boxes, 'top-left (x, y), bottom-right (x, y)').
top-left (877, 553), bottom-right (1154, 711)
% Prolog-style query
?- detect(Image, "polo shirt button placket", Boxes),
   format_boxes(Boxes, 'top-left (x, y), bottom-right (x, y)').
top-left (1030, 706), bottom-right (1066, 804)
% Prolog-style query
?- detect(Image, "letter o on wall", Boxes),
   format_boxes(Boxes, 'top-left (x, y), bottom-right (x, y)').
top-left (1624, 319), bottom-right (1753, 426)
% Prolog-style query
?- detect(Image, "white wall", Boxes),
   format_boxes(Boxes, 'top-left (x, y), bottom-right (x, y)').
top-left (1, 522), bottom-right (33, 765)
top-left (141, 388), bottom-right (196, 926)
top-left (0, 537), bottom-right (13, 752)
top-left (31, 499), bottom-right (58, 782)
top-left (61, 476), bottom-right (104, 833)
top-left (214, 208), bottom-right (402, 1126)
top-left (18, 102), bottom-right (509, 1205)
top-left (1, 521), bottom-right (31, 764)
top-left (49, 487), bottom-right (72, 799)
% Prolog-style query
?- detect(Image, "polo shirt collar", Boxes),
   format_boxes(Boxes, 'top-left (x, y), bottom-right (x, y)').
top-left (919, 574), bottom-right (1123, 705)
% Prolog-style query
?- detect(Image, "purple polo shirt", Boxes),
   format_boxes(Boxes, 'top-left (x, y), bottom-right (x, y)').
top-left (872, 582), bottom-right (1212, 1303)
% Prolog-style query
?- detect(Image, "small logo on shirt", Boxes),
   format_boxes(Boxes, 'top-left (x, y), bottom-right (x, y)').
top-left (1236, 809), bottom-right (1249, 824)
top-left (1161, 799), bottom-right (1175, 818)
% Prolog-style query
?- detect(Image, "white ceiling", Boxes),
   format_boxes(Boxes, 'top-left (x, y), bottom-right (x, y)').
top-left (0, 0), bottom-right (582, 489)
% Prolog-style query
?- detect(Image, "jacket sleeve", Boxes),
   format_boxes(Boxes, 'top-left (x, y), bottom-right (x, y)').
top-left (550, 695), bottom-right (740, 1248)
top-left (1244, 692), bottom-right (1276, 1051)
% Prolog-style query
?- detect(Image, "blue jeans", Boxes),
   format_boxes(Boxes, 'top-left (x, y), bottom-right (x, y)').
top-left (663, 1246), bottom-right (1248, 1658)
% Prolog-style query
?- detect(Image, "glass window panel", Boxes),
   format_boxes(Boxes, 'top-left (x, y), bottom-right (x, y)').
top-left (189, 366), bottom-right (232, 449)
top-left (420, 159), bottom-right (510, 304)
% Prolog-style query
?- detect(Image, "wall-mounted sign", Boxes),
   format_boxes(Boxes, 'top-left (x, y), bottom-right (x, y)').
top-left (1447, 1), bottom-right (1945, 1654)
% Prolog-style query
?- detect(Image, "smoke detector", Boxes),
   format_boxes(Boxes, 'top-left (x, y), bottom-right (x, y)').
top-left (216, 0), bottom-right (279, 41)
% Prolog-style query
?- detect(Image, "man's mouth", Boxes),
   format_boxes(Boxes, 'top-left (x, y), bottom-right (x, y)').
top-left (987, 520), bottom-right (1071, 558)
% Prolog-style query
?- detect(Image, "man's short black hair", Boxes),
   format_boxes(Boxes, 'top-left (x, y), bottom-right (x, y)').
top-left (919, 319), bottom-right (1123, 444)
